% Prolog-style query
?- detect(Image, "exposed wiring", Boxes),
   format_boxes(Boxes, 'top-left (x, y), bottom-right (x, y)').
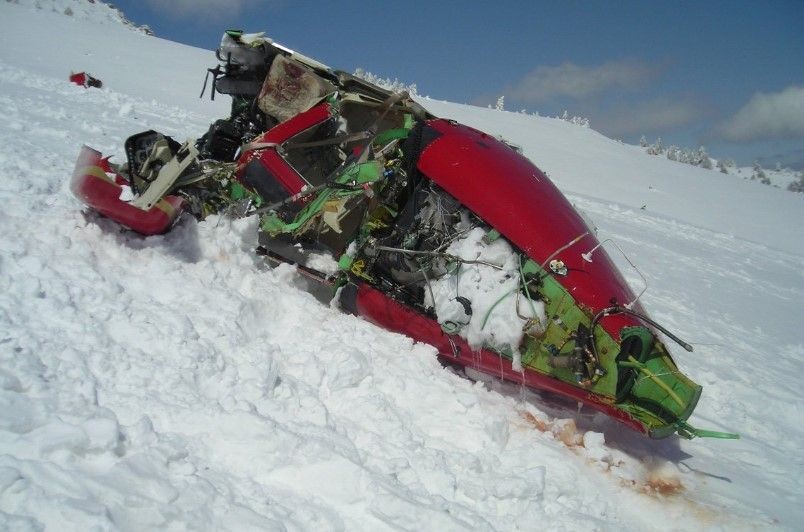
top-left (480, 287), bottom-right (519, 330)
top-left (581, 238), bottom-right (648, 309)
top-left (540, 231), bottom-right (589, 271)
top-left (590, 306), bottom-right (694, 369)
top-left (418, 258), bottom-right (437, 313)
top-left (625, 356), bottom-right (684, 407)
top-left (373, 245), bottom-right (504, 270)
top-left (517, 255), bottom-right (542, 330)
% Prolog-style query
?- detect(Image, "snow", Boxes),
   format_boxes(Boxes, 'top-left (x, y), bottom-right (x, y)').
top-left (0, 1), bottom-right (802, 530)
top-left (426, 227), bottom-right (546, 368)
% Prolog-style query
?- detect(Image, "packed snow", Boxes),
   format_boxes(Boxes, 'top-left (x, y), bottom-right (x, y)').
top-left (426, 226), bottom-right (546, 370)
top-left (0, 1), bottom-right (802, 530)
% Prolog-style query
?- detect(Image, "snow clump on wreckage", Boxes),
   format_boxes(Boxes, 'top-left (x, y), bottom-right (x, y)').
top-left (70, 30), bottom-right (738, 440)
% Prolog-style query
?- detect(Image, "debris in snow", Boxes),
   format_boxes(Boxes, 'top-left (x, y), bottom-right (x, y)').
top-left (69, 71), bottom-right (102, 89)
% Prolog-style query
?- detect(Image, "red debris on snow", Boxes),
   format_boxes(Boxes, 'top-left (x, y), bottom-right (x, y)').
top-left (69, 72), bottom-right (103, 89)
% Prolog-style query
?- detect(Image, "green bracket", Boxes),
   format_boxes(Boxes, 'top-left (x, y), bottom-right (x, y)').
top-left (484, 229), bottom-right (501, 243)
top-left (373, 128), bottom-right (410, 146)
top-left (675, 421), bottom-right (740, 440)
top-left (338, 254), bottom-right (354, 271)
top-left (259, 161), bottom-right (381, 235)
top-left (620, 356), bottom-right (684, 407)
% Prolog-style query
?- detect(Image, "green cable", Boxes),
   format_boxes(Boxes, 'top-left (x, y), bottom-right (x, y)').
top-left (518, 255), bottom-right (539, 321)
top-left (480, 287), bottom-right (519, 330)
top-left (626, 356), bottom-right (684, 407)
top-left (481, 255), bottom-right (540, 331)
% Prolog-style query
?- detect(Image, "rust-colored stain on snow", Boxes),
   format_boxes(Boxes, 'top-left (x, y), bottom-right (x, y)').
top-left (519, 411), bottom-right (583, 447)
top-left (518, 411), bottom-right (686, 497)
top-left (642, 474), bottom-right (684, 496)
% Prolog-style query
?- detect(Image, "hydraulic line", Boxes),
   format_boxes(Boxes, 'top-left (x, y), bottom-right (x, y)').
top-left (535, 231), bottom-right (590, 282)
top-left (373, 245), bottom-right (504, 270)
top-left (589, 306), bottom-right (694, 367)
top-left (540, 231), bottom-right (589, 271)
top-left (518, 254), bottom-right (540, 326)
top-left (480, 287), bottom-right (519, 330)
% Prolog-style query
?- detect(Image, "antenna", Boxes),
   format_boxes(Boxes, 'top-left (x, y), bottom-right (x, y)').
top-left (582, 239), bottom-right (648, 309)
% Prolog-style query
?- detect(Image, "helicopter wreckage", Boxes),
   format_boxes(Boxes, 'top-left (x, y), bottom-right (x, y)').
top-left (71, 31), bottom-right (738, 440)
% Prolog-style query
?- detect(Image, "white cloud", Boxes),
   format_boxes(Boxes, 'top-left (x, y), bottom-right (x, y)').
top-left (717, 86), bottom-right (804, 142)
top-left (506, 60), bottom-right (658, 103)
top-left (595, 97), bottom-right (706, 137)
top-left (144, 0), bottom-right (252, 18)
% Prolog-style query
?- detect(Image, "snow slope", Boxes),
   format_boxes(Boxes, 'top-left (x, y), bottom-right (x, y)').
top-left (0, 1), bottom-right (802, 530)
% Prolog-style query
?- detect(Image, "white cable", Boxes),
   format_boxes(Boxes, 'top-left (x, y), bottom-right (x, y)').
top-left (581, 238), bottom-right (648, 309)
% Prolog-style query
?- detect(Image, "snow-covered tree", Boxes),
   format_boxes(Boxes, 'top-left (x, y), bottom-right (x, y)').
top-left (666, 145), bottom-right (680, 161)
top-left (570, 115), bottom-right (590, 127)
top-left (353, 68), bottom-right (418, 96)
top-left (752, 161), bottom-right (770, 185)
top-left (716, 159), bottom-right (729, 174)
top-left (788, 171), bottom-right (804, 193)
top-left (639, 135), bottom-right (648, 148)
top-left (695, 146), bottom-right (713, 169)
top-left (495, 96), bottom-right (505, 111)
top-left (646, 137), bottom-right (664, 156)
top-left (556, 110), bottom-right (590, 128)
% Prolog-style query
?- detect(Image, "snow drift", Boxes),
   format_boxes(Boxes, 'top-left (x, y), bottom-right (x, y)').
top-left (0, 1), bottom-right (802, 530)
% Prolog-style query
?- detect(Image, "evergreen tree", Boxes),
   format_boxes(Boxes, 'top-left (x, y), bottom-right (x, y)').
top-left (752, 162), bottom-right (770, 185)
top-left (666, 145), bottom-right (680, 161)
top-left (353, 68), bottom-right (418, 96)
top-left (788, 172), bottom-right (804, 193)
top-left (696, 146), bottom-right (713, 170)
top-left (646, 137), bottom-right (664, 155)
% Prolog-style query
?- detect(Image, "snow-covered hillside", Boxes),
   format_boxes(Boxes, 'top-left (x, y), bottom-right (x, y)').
top-left (1, 1), bottom-right (802, 530)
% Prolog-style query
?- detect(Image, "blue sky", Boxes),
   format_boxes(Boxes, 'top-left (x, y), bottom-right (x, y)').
top-left (114, 0), bottom-right (804, 169)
